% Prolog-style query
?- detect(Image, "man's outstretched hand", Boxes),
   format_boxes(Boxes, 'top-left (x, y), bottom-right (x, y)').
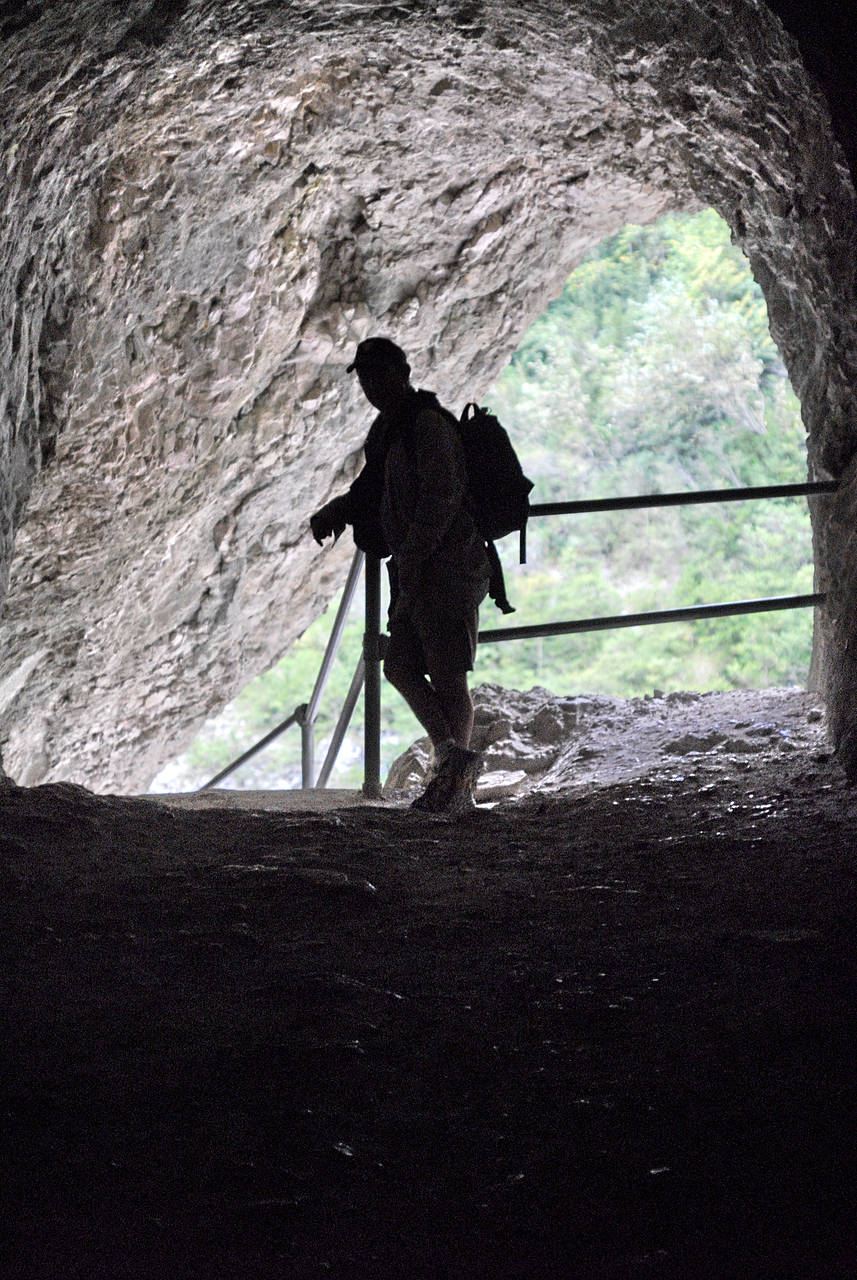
top-left (310, 495), bottom-right (349, 545)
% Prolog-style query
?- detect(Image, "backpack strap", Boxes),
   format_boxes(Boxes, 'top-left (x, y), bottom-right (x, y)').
top-left (485, 540), bottom-right (515, 615)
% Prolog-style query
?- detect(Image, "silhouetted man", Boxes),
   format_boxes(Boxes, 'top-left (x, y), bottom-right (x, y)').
top-left (311, 338), bottom-right (490, 811)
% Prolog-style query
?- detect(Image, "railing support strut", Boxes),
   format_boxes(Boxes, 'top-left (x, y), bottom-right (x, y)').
top-left (316, 657), bottom-right (366, 790)
top-left (301, 549), bottom-right (365, 787)
top-left (362, 555), bottom-right (383, 799)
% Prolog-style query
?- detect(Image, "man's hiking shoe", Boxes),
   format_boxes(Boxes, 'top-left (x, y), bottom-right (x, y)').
top-left (411, 745), bottom-right (482, 814)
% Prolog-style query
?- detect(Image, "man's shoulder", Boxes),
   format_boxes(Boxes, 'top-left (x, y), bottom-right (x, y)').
top-left (410, 390), bottom-right (459, 436)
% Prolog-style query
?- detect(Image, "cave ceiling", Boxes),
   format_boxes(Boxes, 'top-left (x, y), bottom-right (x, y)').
top-left (1, 0), bottom-right (857, 791)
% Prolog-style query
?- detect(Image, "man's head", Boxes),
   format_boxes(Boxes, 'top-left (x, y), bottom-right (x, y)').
top-left (347, 337), bottom-right (411, 412)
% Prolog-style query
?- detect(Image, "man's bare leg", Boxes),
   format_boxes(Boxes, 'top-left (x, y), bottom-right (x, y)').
top-left (384, 655), bottom-right (475, 750)
top-left (429, 670), bottom-right (474, 748)
top-left (385, 640), bottom-right (481, 811)
top-left (405, 667), bottom-right (481, 812)
top-left (383, 652), bottom-right (453, 749)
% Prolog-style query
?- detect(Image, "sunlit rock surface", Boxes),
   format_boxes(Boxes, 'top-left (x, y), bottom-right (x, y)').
top-left (1, 0), bottom-right (856, 789)
top-left (385, 683), bottom-right (826, 801)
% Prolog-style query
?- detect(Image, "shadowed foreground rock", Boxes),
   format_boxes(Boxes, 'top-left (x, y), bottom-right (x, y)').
top-left (1, 691), bottom-right (856, 1278)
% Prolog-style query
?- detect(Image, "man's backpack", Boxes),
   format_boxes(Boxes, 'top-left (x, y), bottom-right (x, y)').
top-left (456, 402), bottom-right (534, 562)
top-left (428, 398), bottom-right (532, 615)
top-left (347, 391), bottom-right (533, 613)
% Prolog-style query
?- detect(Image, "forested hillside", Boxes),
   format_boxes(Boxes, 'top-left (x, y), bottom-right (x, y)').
top-left (152, 210), bottom-right (814, 793)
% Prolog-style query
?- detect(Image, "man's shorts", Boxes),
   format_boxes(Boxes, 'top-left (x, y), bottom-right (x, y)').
top-left (386, 587), bottom-right (486, 678)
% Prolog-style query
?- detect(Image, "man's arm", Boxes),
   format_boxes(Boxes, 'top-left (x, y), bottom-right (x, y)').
top-left (310, 411), bottom-right (387, 546)
top-left (310, 493), bottom-right (349, 545)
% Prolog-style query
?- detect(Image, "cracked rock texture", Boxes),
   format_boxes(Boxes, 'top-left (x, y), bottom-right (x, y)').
top-left (1, 0), bottom-right (856, 790)
top-left (385, 683), bottom-right (826, 801)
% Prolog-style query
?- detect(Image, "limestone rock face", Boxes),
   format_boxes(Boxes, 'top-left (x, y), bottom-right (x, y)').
top-left (1, 0), bottom-right (856, 789)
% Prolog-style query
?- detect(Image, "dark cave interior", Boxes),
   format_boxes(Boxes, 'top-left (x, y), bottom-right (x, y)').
top-left (2, 3), bottom-right (857, 1275)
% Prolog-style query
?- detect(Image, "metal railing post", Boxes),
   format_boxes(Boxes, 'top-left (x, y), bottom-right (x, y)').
top-left (300, 718), bottom-right (315, 788)
top-left (362, 554), bottom-right (383, 798)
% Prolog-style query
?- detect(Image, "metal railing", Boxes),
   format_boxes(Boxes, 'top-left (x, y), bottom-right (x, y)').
top-left (200, 548), bottom-right (367, 792)
top-left (201, 478), bottom-right (835, 797)
top-left (480, 481), bottom-right (835, 644)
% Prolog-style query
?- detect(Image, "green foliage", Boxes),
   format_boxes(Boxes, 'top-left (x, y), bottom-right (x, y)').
top-left (152, 208), bottom-right (813, 793)
top-left (155, 604), bottom-right (424, 793)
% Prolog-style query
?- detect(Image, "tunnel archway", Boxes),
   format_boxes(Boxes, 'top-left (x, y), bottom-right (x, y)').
top-left (1, 0), bottom-right (856, 790)
top-left (152, 205), bottom-right (817, 796)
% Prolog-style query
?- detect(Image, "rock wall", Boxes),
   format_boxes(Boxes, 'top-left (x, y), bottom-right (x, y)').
top-left (1, 0), bottom-right (856, 790)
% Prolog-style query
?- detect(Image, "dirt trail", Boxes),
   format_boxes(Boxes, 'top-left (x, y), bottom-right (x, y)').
top-left (1, 688), bottom-right (856, 1277)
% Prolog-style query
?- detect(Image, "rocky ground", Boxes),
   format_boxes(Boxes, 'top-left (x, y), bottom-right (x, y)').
top-left (2, 687), bottom-right (857, 1277)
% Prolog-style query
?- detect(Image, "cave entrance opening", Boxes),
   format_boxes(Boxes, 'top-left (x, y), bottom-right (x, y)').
top-left (480, 208), bottom-right (818, 695)
top-left (151, 207), bottom-right (819, 796)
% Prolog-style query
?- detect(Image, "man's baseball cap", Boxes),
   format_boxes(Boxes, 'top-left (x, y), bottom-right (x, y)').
top-left (346, 337), bottom-right (409, 373)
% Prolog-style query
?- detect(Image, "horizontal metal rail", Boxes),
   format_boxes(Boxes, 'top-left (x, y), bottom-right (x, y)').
top-left (530, 480), bottom-right (837, 518)
top-left (479, 592), bottom-right (825, 645)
